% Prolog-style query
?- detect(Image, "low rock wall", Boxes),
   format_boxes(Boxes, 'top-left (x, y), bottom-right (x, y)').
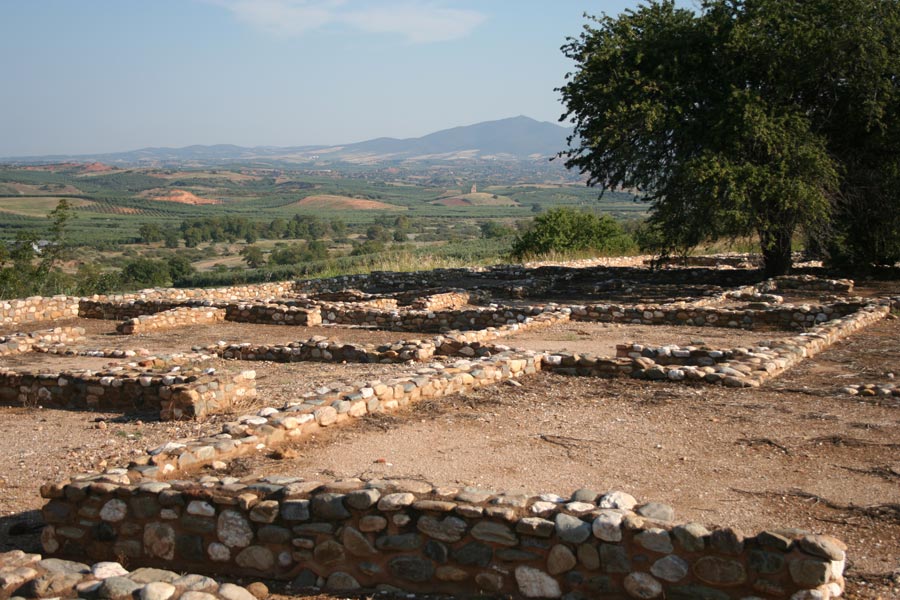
top-left (212, 311), bottom-right (569, 365)
top-left (569, 301), bottom-right (863, 330)
top-left (79, 299), bottom-right (198, 320)
top-left (763, 275), bottom-right (854, 293)
top-left (0, 368), bottom-right (256, 420)
top-left (547, 303), bottom-right (889, 388)
top-left (308, 290), bottom-right (398, 309)
top-left (647, 253), bottom-right (761, 268)
top-left (88, 282), bottom-right (300, 303)
top-left (215, 337), bottom-right (436, 364)
top-left (315, 303), bottom-right (550, 332)
top-left (0, 327), bottom-right (85, 356)
top-left (293, 264), bottom-right (765, 296)
top-left (0, 549), bottom-right (262, 600)
top-left (39, 477), bottom-right (846, 600)
top-left (411, 291), bottom-right (471, 311)
top-left (0, 296), bottom-right (80, 327)
top-left (117, 307), bottom-right (226, 335)
top-left (223, 304), bottom-right (323, 326)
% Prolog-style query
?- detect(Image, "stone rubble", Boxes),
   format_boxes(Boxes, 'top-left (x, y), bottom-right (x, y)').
top-left (0, 550), bottom-right (261, 600)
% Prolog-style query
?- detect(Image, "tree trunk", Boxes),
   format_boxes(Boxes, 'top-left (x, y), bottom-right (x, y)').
top-left (760, 227), bottom-right (793, 276)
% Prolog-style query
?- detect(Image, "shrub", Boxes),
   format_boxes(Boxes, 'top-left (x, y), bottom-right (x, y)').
top-left (510, 207), bottom-right (631, 259)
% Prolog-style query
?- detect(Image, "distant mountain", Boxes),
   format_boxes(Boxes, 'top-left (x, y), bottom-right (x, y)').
top-left (339, 116), bottom-right (571, 159)
top-left (2, 116), bottom-right (573, 166)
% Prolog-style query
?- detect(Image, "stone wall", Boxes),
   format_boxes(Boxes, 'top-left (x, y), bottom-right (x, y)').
top-left (569, 301), bottom-right (864, 330)
top-left (79, 299), bottom-right (199, 321)
top-left (0, 296), bottom-right (80, 327)
top-left (293, 264), bottom-right (765, 296)
top-left (647, 253), bottom-right (762, 268)
top-left (223, 304), bottom-right (323, 326)
top-left (0, 367), bottom-right (256, 420)
top-left (87, 282), bottom-right (300, 303)
top-left (214, 337), bottom-right (436, 364)
top-left (411, 291), bottom-right (471, 311)
top-left (0, 549), bottom-right (262, 600)
top-left (308, 290), bottom-right (398, 309)
top-left (39, 477), bottom-right (846, 600)
top-left (117, 307), bottom-right (226, 335)
top-left (546, 303), bottom-right (889, 388)
top-left (73, 293), bottom-right (860, 334)
top-left (762, 275), bottom-right (854, 293)
top-left (314, 303), bottom-right (550, 332)
top-left (0, 327), bottom-right (85, 356)
top-left (211, 311), bottom-right (568, 365)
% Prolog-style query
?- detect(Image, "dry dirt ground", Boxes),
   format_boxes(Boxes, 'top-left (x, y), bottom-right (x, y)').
top-left (234, 316), bottom-right (900, 599)
top-left (1, 300), bottom-right (899, 599)
top-left (503, 321), bottom-right (794, 357)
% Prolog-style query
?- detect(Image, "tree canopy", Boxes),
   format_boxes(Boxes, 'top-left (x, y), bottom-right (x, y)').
top-left (559, 0), bottom-right (899, 274)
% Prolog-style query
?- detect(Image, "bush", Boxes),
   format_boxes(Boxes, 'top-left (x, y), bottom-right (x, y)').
top-left (510, 207), bottom-right (632, 259)
top-left (269, 242), bottom-right (328, 266)
top-left (351, 240), bottom-right (386, 256)
top-left (120, 258), bottom-right (173, 288)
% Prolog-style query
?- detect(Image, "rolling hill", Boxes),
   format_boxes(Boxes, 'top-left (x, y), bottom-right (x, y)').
top-left (3, 116), bottom-right (573, 166)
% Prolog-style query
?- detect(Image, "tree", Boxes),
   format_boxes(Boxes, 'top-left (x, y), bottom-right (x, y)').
top-left (269, 242), bottom-right (327, 266)
top-left (167, 255), bottom-right (195, 282)
top-left (240, 245), bottom-right (266, 268)
top-left (351, 240), bottom-right (385, 256)
top-left (0, 199), bottom-right (75, 298)
top-left (510, 207), bottom-right (630, 259)
top-left (558, 1), bottom-right (897, 275)
top-left (366, 225), bottom-right (391, 242)
top-left (139, 223), bottom-right (164, 243)
top-left (120, 258), bottom-right (172, 288)
top-left (183, 228), bottom-right (202, 248)
top-left (163, 230), bottom-right (180, 248)
top-left (480, 221), bottom-right (515, 240)
top-left (329, 218), bottom-right (348, 239)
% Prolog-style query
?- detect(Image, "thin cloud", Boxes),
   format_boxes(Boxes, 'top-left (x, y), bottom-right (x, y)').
top-left (207, 0), bottom-right (486, 43)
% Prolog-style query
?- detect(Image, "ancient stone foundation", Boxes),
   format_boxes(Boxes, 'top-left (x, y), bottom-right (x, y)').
top-left (0, 296), bottom-right (80, 327)
top-left (39, 478), bottom-right (847, 600)
top-left (0, 368), bottom-right (256, 420)
top-left (0, 327), bottom-right (85, 356)
top-left (117, 306), bottom-right (226, 334)
top-left (0, 549), bottom-right (261, 600)
top-left (0, 264), bottom-right (891, 598)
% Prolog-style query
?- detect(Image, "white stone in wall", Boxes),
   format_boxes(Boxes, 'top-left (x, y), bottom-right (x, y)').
top-left (99, 499), bottom-right (128, 522)
top-left (515, 566), bottom-right (561, 599)
top-left (592, 511), bottom-right (623, 542)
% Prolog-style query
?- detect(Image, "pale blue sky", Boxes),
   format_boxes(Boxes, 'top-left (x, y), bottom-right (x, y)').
top-left (0, 1), bottom-right (694, 156)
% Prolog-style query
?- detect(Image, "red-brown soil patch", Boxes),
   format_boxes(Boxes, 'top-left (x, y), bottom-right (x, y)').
top-left (140, 188), bottom-right (221, 205)
top-left (292, 195), bottom-right (403, 211)
top-left (434, 197), bottom-right (468, 206)
top-left (81, 162), bottom-right (113, 172)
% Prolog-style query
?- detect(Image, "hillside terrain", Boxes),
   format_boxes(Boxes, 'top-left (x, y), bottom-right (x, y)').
top-left (0, 162), bottom-right (643, 245)
top-left (3, 116), bottom-right (573, 166)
